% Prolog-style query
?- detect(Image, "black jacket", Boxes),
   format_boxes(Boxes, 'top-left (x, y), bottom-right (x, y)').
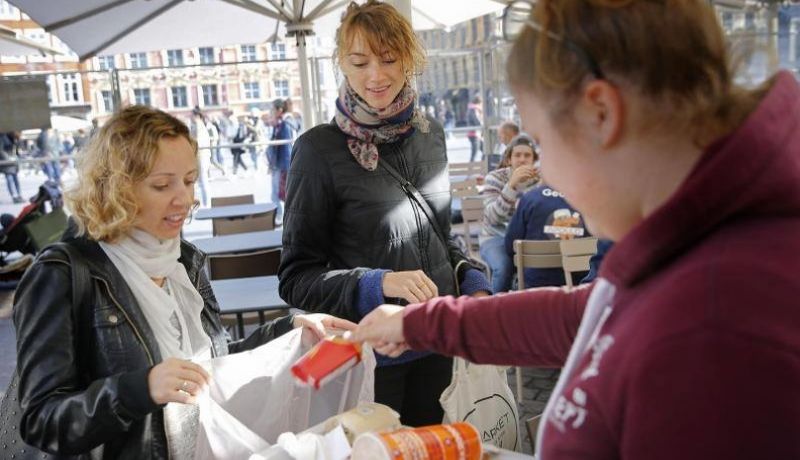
top-left (12, 236), bottom-right (294, 459)
top-left (278, 118), bottom-right (468, 321)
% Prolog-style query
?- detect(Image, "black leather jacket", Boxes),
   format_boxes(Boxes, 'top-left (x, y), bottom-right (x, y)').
top-left (278, 118), bottom-right (469, 321)
top-left (12, 236), bottom-right (294, 459)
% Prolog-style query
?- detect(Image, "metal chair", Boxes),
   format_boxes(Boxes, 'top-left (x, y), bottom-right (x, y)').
top-left (207, 248), bottom-right (285, 338)
top-left (460, 196), bottom-right (484, 259)
top-left (559, 237), bottom-right (598, 287)
top-left (210, 194), bottom-right (254, 207)
top-left (450, 178), bottom-right (480, 198)
top-left (510, 238), bottom-right (597, 403)
top-left (449, 160), bottom-right (487, 177)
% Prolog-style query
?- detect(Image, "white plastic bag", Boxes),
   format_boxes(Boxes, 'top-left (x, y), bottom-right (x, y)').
top-left (194, 328), bottom-right (375, 460)
top-left (439, 358), bottom-right (520, 451)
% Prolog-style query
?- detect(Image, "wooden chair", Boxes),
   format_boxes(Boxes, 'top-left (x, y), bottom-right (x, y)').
top-left (449, 160), bottom-right (487, 177)
top-left (210, 194), bottom-right (254, 207)
top-left (207, 248), bottom-right (284, 338)
top-left (213, 210), bottom-right (276, 236)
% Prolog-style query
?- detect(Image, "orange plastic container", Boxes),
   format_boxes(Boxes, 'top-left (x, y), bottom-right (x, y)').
top-left (291, 336), bottom-right (362, 390)
top-left (351, 422), bottom-right (482, 460)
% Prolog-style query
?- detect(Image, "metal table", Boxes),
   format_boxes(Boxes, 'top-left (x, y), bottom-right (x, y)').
top-left (191, 229), bottom-right (283, 256)
top-left (194, 203), bottom-right (276, 220)
top-left (210, 275), bottom-right (289, 339)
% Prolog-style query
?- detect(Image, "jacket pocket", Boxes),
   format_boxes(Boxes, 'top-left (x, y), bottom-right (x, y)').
top-left (92, 305), bottom-right (129, 358)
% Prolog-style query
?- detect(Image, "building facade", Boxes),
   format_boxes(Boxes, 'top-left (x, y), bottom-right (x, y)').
top-left (0, 0), bottom-right (305, 125)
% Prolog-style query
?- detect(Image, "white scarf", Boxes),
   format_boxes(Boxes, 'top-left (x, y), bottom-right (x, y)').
top-left (100, 229), bottom-right (211, 360)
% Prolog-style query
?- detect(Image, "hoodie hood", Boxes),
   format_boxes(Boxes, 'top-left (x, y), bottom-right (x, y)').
top-left (602, 71), bottom-right (800, 287)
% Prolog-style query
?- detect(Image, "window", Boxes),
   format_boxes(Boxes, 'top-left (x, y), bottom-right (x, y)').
top-left (134, 88), bottom-right (151, 106)
top-left (97, 55), bottom-right (115, 71)
top-left (23, 28), bottom-right (46, 44)
top-left (46, 75), bottom-right (55, 104)
top-left (243, 81), bottom-right (260, 99)
top-left (198, 47), bottom-right (215, 64)
top-left (171, 86), bottom-right (188, 107)
top-left (202, 84), bottom-right (219, 106)
top-left (241, 45), bottom-right (257, 62)
top-left (58, 73), bottom-right (81, 103)
top-left (0, 1), bottom-right (19, 18)
top-left (745, 12), bottom-right (755, 30)
top-left (274, 79), bottom-right (289, 98)
top-left (101, 90), bottom-right (113, 112)
top-left (317, 61), bottom-right (326, 86)
top-left (471, 18), bottom-right (478, 45)
top-left (721, 12), bottom-right (733, 31)
top-left (129, 52), bottom-right (148, 69)
top-left (462, 57), bottom-right (469, 85)
top-left (167, 49), bottom-right (184, 67)
top-left (270, 42), bottom-right (286, 60)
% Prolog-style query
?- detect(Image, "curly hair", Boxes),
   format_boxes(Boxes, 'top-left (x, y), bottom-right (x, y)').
top-left (334, 0), bottom-right (426, 79)
top-left (64, 105), bottom-right (197, 242)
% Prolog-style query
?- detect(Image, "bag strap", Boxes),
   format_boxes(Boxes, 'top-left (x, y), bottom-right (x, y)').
top-left (380, 159), bottom-right (474, 296)
top-left (379, 159), bottom-right (449, 251)
top-left (62, 243), bottom-right (91, 308)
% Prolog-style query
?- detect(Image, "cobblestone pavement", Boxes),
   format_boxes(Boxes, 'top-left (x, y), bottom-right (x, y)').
top-left (509, 367), bottom-right (560, 456)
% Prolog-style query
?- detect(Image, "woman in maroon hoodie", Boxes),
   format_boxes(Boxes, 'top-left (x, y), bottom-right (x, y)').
top-left (354, 1), bottom-right (800, 459)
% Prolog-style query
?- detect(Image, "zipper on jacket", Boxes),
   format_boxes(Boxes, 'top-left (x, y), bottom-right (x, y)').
top-left (99, 277), bottom-right (173, 457)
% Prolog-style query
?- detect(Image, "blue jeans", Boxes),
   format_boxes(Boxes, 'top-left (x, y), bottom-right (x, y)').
top-left (479, 236), bottom-right (514, 293)
top-left (42, 161), bottom-right (61, 182)
top-left (4, 172), bottom-right (21, 198)
top-left (271, 168), bottom-right (284, 219)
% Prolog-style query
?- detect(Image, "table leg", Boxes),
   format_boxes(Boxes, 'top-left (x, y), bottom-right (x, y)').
top-left (237, 313), bottom-right (245, 339)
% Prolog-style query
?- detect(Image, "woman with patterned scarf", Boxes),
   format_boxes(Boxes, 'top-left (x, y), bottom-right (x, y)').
top-left (278, 0), bottom-right (491, 427)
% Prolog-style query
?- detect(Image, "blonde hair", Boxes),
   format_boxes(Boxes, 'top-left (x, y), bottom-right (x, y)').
top-left (507, 0), bottom-right (768, 146)
top-left (65, 105), bottom-right (197, 242)
top-left (335, 0), bottom-right (426, 78)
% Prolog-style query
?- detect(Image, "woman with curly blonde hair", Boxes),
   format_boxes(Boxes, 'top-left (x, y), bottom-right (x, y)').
top-left (7, 105), bottom-right (353, 459)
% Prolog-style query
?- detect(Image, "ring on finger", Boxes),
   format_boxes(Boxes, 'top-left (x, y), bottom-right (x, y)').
top-left (181, 380), bottom-right (190, 392)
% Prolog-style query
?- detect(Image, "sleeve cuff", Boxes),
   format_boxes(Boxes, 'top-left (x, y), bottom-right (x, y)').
top-left (116, 367), bottom-right (160, 421)
top-left (500, 183), bottom-right (520, 202)
top-left (459, 268), bottom-right (492, 296)
top-left (357, 269), bottom-right (391, 317)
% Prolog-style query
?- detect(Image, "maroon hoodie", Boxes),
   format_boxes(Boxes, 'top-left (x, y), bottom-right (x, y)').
top-left (403, 71), bottom-right (800, 459)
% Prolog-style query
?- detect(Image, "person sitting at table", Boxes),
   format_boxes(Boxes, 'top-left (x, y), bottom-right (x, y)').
top-left (488, 120), bottom-right (520, 170)
top-left (479, 134), bottom-right (540, 293)
top-left (278, 0), bottom-right (491, 427)
top-left (8, 105), bottom-right (354, 459)
top-left (504, 181), bottom-right (588, 288)
top-left (352, 0), bottom-right (800, 457)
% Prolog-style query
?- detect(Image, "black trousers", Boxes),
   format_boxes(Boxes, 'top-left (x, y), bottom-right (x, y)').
top-left (374, 353), bottom-right (454, 427)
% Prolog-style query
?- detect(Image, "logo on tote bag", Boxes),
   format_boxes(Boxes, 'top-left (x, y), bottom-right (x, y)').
top-left (463, 393), bottom-right (519, 450)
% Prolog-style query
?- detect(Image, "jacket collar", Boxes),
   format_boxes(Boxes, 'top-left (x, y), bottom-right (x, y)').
top-left (602, 71), bottom-right (800, 288)
top-left (64, 235), bottom-right (208, 363)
